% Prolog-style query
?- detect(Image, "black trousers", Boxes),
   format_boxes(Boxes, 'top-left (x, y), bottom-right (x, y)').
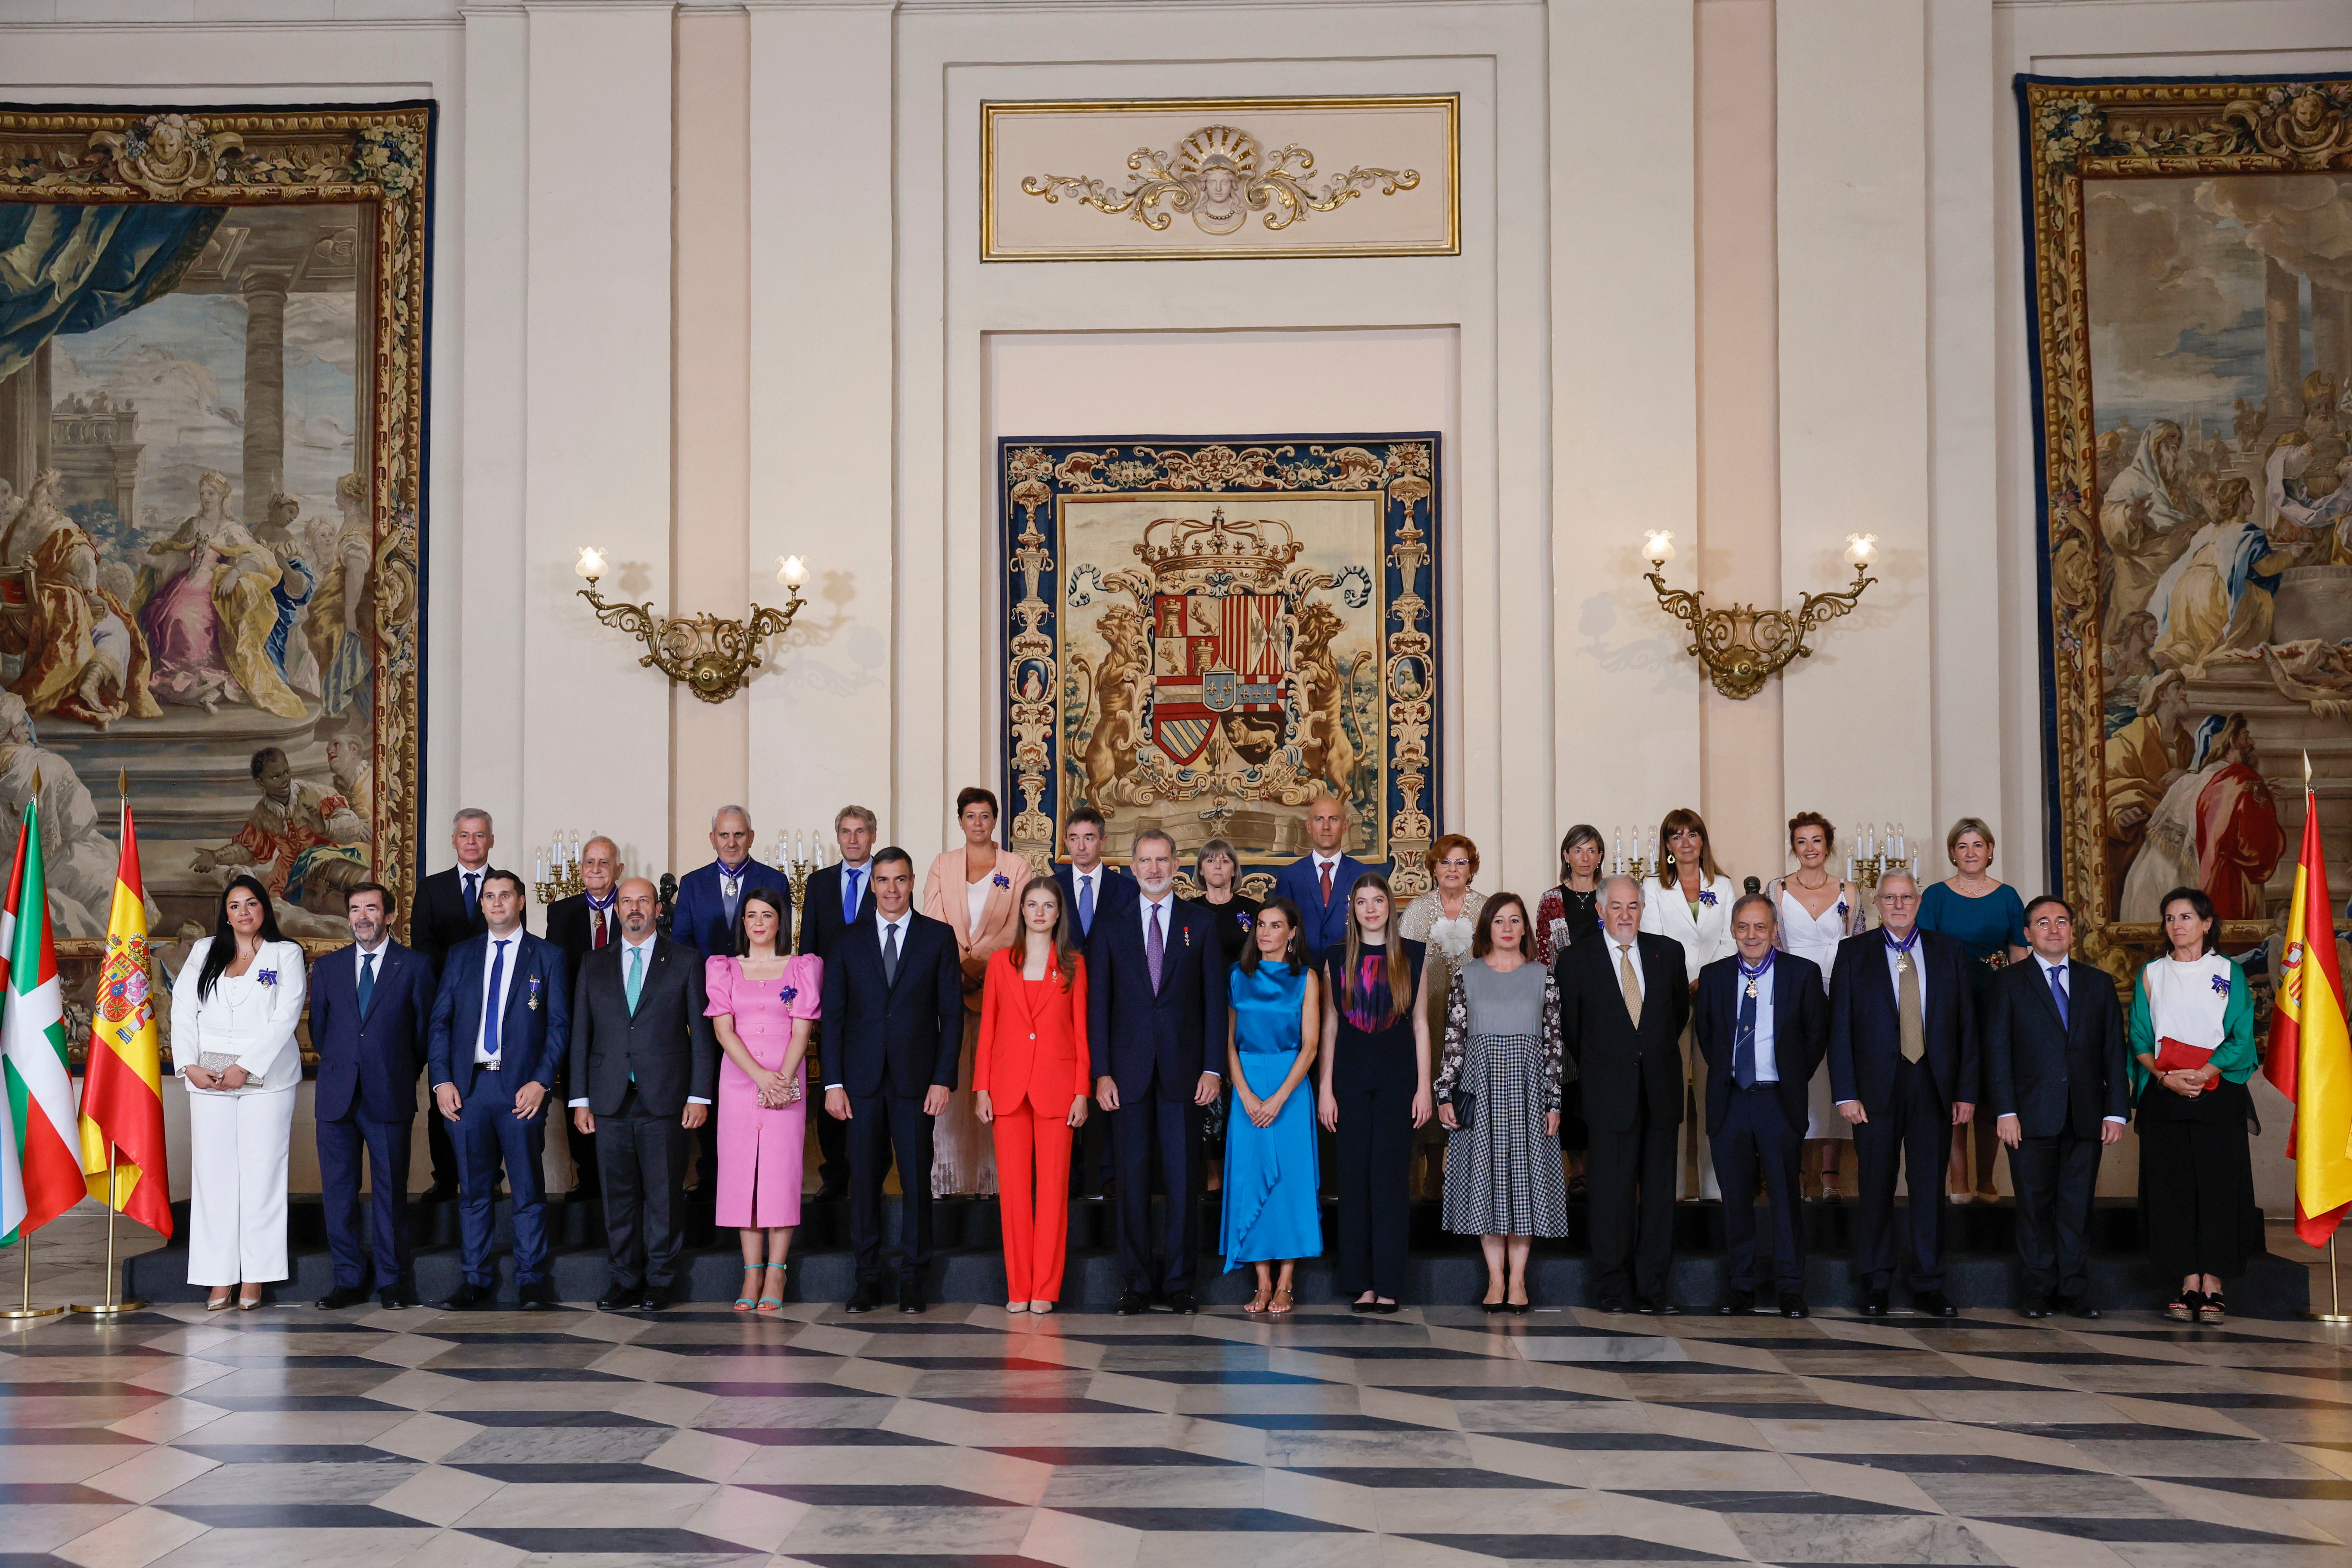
top-left (318, 1112), bottom-right (411, 1290)
top-left (1853, 1056), bottom-right (1949, 1291)
top-left (1586, 1063), bottom-right (1677, 1301)
top-left (1332, 1049), bottom-right (1417, 1299)
top-left (847, 1087), bottom-right (936, 1285)
top-left (596, 1090), bottom-right (691, 1291)
top-left (1111, 1078), bottom-right (1199, 1295)
top-left (2011, 1127), bottom-right (2100, 1299)
top-left (1711, 1086), bottom-right (1804, 1293)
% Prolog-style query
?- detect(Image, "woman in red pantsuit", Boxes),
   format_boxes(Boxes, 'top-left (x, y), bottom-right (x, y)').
top-left (976, 880), bottom-right (1092, 1313)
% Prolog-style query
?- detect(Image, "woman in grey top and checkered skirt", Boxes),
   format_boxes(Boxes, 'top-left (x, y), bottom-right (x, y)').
top-left (1434, 893), bottom-right (1570, 1313)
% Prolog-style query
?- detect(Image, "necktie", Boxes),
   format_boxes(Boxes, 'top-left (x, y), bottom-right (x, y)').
top-left (625, 942), bottom-right (645, 1011)
top-left (843, 867), bottom-right (863, 925)
top-left (1733, 961), bottom-right (1762, 1089)
top-left (1896, 941), bottom-right (1924, 1063)
top-left (2049, 963), bottom-right (2069, 1029)
top-left (1618, 944), bottom-right (1642, 1026)
top-left (723, 870), bottom-right (741, 920)
top-left (883, 921), bottom-right (901, 987)
top-left (1147, 901), bottom-right (1165, 992)
top-left (357, 951), bottom-right (376, 1016)
top-left (591, 905), bottom-right (608, 949)
top-left (462, 871), bottom-right (480, 923)
top-left (485, 939), bottom-right (509, 1060)
top-left (1319, 859), bottom-right (1334, 906)
top-left (1078, 874), bottom-right (1095, 936)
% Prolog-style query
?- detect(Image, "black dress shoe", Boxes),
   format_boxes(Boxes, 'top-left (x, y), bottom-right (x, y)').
top-left (1113, 1290), bottom-right (1150, 1315)
top-left (1633, 1296), bottom-right (1681, 1316)
top-left (519, 1281), bottom-right (562, 1311)
top-left (2020, 1294), bottom-right (2052, 1319)
top-left (1718, 1289), bottom-right (1756, 1316)
top-left (898, 1281), bottom-right (925, 1314)
top-left (378, 1286), bottom-right (418, 1310)
top-left (598, 1283), bottom-right (643, 1313)
top-left (2063, 1297), bottom-right (2101, 1320)
top-left (1163, 1291), bottom-right (1199, 1315)
top-left (440, 1281), bottom-right (494, 1311)
top-left (315, 1284), bottom-right (369, 1311)
top-left (639, 1285), bottom-right (675, 1312)
top-left (420, 1180), bottom-right (460, 1203)
top-left (1914, 1290), bottom-right (1958, 1318)
top-left (1597, 1296), bottom-right (1628, 1314)
top-left (1862, 1288), bottom-right (1890, 1317)
top-left (1371, 1300), bottom-right (1401, 1315)
top-left (1350, 1299), bottom-right (1376, 1314)
top-left (1779, 1293), bottom-right (1808, 1319)
top-left (844, 1281), bottom-right (881, 1314)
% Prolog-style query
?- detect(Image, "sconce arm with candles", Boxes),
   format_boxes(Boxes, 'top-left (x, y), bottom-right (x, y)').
top-left (573, 546), bottom-right (810, 704)
top-left (1639, 530), bottom-right (1878, 701)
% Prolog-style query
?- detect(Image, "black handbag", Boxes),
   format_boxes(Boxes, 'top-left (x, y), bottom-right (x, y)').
top-left (1448, 1091), bottom-right (1476, 1133)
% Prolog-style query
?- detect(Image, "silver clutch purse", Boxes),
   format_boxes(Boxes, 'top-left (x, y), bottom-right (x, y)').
top-left (198, 1051), bottom-right (256, 1087)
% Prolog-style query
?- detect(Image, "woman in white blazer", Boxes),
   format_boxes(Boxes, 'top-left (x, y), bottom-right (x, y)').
top-left (174, 874), bottom-right (308, 1309)
top-left (1638, 808), bottom-right (1736, 1200)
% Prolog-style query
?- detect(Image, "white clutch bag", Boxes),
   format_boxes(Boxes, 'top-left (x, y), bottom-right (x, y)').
top-left (198, 1051), bottom-right (257, 1088)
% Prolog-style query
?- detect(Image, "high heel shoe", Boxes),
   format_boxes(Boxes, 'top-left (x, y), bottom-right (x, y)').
top-left (205, 1291), bottom-right (233, 1312)
top-left (2166, 1289), bottom-right (2204, 1323)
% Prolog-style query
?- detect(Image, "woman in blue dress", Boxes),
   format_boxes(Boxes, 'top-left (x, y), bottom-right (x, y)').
top-left (1916, 816), bottom-right (2027, 1204)
top-left (1221, 897), bottom-right (1324, 1315)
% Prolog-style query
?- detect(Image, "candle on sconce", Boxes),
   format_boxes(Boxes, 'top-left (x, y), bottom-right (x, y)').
top-left (1894, 824), bottom-right (1907, 862)
top-left (536, 847), bottom-right (548, 882)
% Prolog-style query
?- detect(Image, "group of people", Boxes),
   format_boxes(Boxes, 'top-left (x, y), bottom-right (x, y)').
top-left (168, 796), bottom-right (2260, 1325)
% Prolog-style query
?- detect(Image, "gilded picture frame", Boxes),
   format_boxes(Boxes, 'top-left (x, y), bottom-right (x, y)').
top-left (2019, 73), bottom-right (2352, 980)
top-left (0, 102), bottom-right (433, 961)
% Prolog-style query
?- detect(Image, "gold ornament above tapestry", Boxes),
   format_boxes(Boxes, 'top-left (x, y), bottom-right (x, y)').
top-left (982, 95), bottom-right (1458, 262)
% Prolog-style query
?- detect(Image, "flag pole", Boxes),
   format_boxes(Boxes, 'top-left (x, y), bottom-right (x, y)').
top-left (2309, 1234), bottom-right (2352, 1324)
top-left (1, 1233), bottom-right (65, 1320)
top-left (71, 1143), bottom-right (143, 1316)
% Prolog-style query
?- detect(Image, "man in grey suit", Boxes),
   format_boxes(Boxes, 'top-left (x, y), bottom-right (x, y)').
top-left (567, 877), bottom-right (717, 1311)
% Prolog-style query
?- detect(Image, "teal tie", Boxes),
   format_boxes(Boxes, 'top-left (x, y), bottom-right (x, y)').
top-left (626, 943), bottom-right (645, 1011)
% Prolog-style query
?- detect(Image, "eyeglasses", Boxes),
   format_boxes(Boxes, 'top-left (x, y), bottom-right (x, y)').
top-left (1436, 858), bottom-right (1473, 869)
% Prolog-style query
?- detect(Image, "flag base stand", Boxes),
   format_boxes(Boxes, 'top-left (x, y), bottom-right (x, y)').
top-left (2, 1235), bottom-right (66, 1320)
top-left (71, 1150), bottom-right (145, 1316)
top-left (2301, 1236), bottom-right (2352, 1324)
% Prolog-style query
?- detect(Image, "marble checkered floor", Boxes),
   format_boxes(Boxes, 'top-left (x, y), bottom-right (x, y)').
top-left (4, 1295), bottom-right (2350, 1568)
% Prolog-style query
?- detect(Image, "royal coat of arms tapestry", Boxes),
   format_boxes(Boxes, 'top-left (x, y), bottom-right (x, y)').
top-left (1000, 435), bottom-right (1440, 894)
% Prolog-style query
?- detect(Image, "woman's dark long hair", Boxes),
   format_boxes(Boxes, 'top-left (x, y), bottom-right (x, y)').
top-left (2158, 885), bottom-right (2220, 956)
top-left (731, 887), bottom-right (793, 958)
top-left (1241, 896), bottom-right (1307, 975)
top-left (198, 874), bottom-right (286, 1000)
top-left (1340, 873), bottom-right (1413, 1026)
top-left (1013, 878), bottom-right (1084, 993)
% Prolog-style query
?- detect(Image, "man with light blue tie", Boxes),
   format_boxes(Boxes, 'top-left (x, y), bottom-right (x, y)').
top-left (1053, 806), bottom-right (1134, 944)
top-left (800, 806), bottom-right (879, 1198)
top-left (428, 870), bottom-right (572, 1310)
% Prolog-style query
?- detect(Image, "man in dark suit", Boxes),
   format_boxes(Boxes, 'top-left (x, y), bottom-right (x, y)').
top-left (1694, 895), bottom-right (1826, 1318)
top-left (1268, 792), bottom-right (1368, 962)
top-left (1087, 827), bottom-right (1228, 1315)
top-left (310, 881), bottom-right (438, 1310)
top-left (670, 804), bottom-right (788, 960)
top-left (1558, 875), bottom-right (1690, 1313)
top-left (428, 870), bottom-right (572, 1311)
top-left (1054, 806), bottom-right (1134, 944)
top-left (1829, 870), bottom-right (1979, 1318)
top-left (1985, 894), bottom-right (2127, 1319)
top-left (567, 876), bottom-right (717, 1311)
top-left (798, 806), bottom-right (879, 1200)
top-left (404, 807), bottom-right (494, 1200)
top-left (542, 833), bottom-right (620, 1201)
top-left (819, 847), bottom-right (963, 1313)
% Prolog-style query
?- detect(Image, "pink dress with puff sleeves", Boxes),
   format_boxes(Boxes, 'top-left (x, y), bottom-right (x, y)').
top-left (707, 952), bottom-right (821, 1228)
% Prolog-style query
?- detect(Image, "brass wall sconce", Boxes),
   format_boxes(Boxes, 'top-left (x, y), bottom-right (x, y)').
top-left (1639, 530), bottom-right (1878, 700)
top-left (574, 547), bottom-right (810, 703)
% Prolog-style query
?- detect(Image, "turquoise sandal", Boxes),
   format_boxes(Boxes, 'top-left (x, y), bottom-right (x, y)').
top-left (734, 1263), bottom-right (762, 1312)
top-left (757, 1263), bottom-right (786, 1313)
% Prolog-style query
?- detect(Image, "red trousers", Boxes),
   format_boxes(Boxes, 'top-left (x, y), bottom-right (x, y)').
top-left (992, 1101), bottom-right (1074, 1303)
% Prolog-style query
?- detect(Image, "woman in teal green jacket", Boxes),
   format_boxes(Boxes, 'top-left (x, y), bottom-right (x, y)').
top-left (2128, 886), bottom-right (2259, 1325)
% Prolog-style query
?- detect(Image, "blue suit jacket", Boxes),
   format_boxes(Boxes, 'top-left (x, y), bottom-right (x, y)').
top-left (818, 910), bottom-right (964, 1098)
top-left (1085, 894), bottom-right (1228, 1098)
top-left (670, 857), bottom-right (791, 960)
top-left (1827, 927), bottom-right (1978, 1114)
top-left (1693, 950), bottom-right (1826, 1137)
top-left (309, 940), bottom-right (437, 1124)
top-left (427, 930), bottom-right (573, 1103)
top-left (1269, 853), bottom-right (1369, 959)
top-left (1054, 863), bottom-right (1136, 943)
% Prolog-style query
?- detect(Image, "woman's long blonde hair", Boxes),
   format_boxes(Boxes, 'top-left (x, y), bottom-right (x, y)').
top-left (1340, 874), bottom-right (1415, 1026)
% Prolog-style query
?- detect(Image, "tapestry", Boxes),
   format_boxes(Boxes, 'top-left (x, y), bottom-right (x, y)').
top-left (0, 104), bottom-right (432, 955)
top-left (1000, 436), bottom-right (1440, 894)
top-left (2022, 75), bottom-right (2352, 971)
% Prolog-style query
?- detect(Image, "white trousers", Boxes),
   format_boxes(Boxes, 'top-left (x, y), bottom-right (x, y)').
top-left (186, 1087), bottom-right (296, 1286)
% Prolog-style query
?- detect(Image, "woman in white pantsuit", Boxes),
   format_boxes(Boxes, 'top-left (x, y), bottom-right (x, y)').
top-left (1638, 808), bottom-right (1736, 1202)
top-left (175, 875), bottom-right (307, 1310)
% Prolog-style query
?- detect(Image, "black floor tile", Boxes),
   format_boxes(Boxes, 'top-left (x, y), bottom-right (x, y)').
top-left (1052, 1506), bottom-right (1363, 1531)
top-left (741, 1483), bottom-right (1026, 1505)
top-left (458, 1527), bottom-right (763, 1554)
top-left (1279, 1466), bottom-right (1571, 1489)
top-left (1402, 1533), bottom-right (1741, 1559)
top-left (1800, 1453), bottom-right (2094, 1475)
top-left (1977, 1515), bottom-right (2324, 1544)
top-left (985, 1446), bottom-right (1248, 1466)
top-left (155, 1503), bottom-right (437, 1529)
top-left (698, 1426), bottom-right (944, 1446)
top-left (1621, 1490), bottom-right (1924, 1514)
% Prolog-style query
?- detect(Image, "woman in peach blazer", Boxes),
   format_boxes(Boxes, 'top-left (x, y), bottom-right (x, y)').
top-left (922, 785), bottom-right (1033, 1196)
top-left (977, 878), bottom-right (1092, 1311)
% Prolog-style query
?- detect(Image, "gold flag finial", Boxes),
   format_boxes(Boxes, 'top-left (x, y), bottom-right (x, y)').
top-left (117, 767), bottom-right (128, 800)
top-left (2307, 749), bottom-right (2315, 790)
top-left (31, 767), bottom-right (41, 794)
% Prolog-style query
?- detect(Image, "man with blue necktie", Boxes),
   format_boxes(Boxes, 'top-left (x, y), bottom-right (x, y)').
top-left (799, 806), bottom-right (880, 1199)
top-left (670, 804), bottom-right (789, 960)
top-left (1053, 806), bottom-right (1134, 943)
top-left (428, 870), bottom-right (572, 1310)
top-left (1270, 793), bottom-right (1367, 962)
top-left (1694, 896), bottom-right (1825, 1318)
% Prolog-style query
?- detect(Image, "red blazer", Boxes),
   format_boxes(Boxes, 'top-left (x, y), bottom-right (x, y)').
top-left (975, 946), bottom-right (1091, 1114)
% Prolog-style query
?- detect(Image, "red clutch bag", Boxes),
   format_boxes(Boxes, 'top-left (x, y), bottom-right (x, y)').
top-left (2153, 1036), bottom-right (2215, 1074)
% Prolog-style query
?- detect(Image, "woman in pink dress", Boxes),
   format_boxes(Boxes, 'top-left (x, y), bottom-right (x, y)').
top-left (706, 887), bottom-right (819, 1312)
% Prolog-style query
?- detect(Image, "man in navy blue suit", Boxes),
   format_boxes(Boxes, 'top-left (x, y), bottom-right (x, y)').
top-left (1694, 896), bottom-right (1826, 1318)
top-left (1829, 870), bottom-right (1979, 1318)
top-left (1053, 806), bottom-right (1134, 944)
top-left (429, 870), bottom-right (572, 1310)
top-left (310, 882), bottom-right (438, 1310)
top-left (1269, 793), bottom-right (1367, 962)
top-left (670, 805), bottom-right (788, 959)
top-left (1088, 827), bottom-right (1228, 1314)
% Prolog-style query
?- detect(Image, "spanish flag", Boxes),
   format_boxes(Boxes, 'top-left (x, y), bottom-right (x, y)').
top-left (2264, 775), bottom-right (2352, 1248)
top-left (76, 798), bottom-right (170, 1237)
